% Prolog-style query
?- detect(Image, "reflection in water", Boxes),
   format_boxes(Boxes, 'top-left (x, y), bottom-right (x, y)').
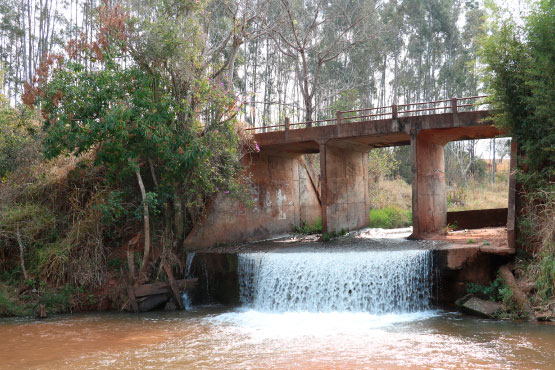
top-left (0, 309), bottom-right (554, 369)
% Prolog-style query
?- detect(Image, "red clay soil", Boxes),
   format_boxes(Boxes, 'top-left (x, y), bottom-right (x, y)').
top-left (422, 226), bottom-right (514, 254)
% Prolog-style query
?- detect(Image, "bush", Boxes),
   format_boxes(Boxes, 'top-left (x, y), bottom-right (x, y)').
top-left (369, 206), bottom-right (412, 229)
top-left (294, 218), bottom-right (322, 234)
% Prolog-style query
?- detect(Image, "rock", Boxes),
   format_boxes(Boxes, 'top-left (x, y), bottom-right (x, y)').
top-left (455, 294), bottom-right (505, 318)
top-left (164, 299), bottom-right (177, 311)
top-left (137, 293), bottom-right (168, 312)
top-left (535, 311), bottom-right (555, 322)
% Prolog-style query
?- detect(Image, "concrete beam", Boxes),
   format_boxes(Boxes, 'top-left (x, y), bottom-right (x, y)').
top-left (254, 110), bottom-right (502, 153)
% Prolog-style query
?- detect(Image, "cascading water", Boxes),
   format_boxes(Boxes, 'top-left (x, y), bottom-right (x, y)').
top-left (181, 252), bottom-right (197, 310)
top-left (238, 249), bottom-right (433, 314)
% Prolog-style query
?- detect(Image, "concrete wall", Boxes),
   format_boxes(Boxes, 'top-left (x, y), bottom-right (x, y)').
top-left (320, 143), bottom-right (369, 234)
top-left (447, 208), bottom-right (508, 230)
top-left (184, 152), bottom-right (321, 250)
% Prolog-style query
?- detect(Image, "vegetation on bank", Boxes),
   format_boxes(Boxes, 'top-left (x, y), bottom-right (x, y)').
top-left (470, 0), bottom-right (555, 317)
top-left (0, 2), bottom-right (254, 316)
top-left (370, 207), bottom-right (412, 229)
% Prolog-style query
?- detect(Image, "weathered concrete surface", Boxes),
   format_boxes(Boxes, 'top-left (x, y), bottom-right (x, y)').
top-left (434, 243), bottom-right (514, 304)
top-left (184, 152), bottom-right (320, 250)
top-left (186, 232), bottom-right (515, 307)
top-left (185, 107), bottom-right (513, 249)
top-left (320, 142), bottom-right (369, 234)
top-left (255, 111), bottom-right (501, 154)
top-left (411, 131), bottom-right (446, 236)
top-left (447, 208), bottom-right (508, 230)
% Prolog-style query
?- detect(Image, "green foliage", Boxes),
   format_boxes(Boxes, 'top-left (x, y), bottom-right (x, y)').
top-left (467, 276), bottom-right (506, 302)
top-left (480, 0), bottom-right (555, 191)
top-left (329, 90), bottom-right (360, 114)
top-left (0, 284), bottom-right (24, 316)
top-left (294, 218), bottom-right (322, 235)
top-left (21, 2), bottom-right (251, 268)
top-left (537, 252), bottom-right (555, 300)
top-left (322, 229), bottom-right (347, 242)
top-left (368, 148), bottom-right (399, 183)
top-left (369, 207), bottom-right (412, 229)
top-left (0, 76), bottom-right (40, 181)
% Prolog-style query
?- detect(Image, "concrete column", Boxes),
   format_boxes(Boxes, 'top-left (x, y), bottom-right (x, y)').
top-left (320, 142), bottom-right (369, 234)
top-left (411, 131), bottom-right (447, 237)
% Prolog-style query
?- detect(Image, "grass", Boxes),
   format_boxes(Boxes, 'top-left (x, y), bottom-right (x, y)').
top-left (369, 206), bottom-right (412, 229)
top-left (448, 178), bottom-right (509, 212)
top-left (0, 283), bottom-right (25, 316)
top-left (368, 178), bottom-right (412, 210)
top-left (294, 218), bottom-right (322, 234)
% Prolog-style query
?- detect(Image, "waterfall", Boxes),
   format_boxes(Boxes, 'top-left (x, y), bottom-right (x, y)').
top-left (181, 252), bottom-right (196, 310)
top-left (238, 250), bottom-right (432, 314)
top-left (185, 252), bottom-right (196, 278)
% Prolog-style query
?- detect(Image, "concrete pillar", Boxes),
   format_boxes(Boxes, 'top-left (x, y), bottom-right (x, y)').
top-left (320, 142), bottom-right (369, 234)
top-left (411, 131), bottom-right (447, 237)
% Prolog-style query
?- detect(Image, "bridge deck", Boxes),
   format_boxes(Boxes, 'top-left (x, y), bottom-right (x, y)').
top-left (248, 96), bottom-right (504, 153)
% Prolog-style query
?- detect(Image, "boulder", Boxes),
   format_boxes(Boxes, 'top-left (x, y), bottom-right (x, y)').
top-left (137, 293), bottom-right (168, 312)
top-left (164, 300), bottom-right (177, 311)
top-left (455, 294), bottom-right (505, 318)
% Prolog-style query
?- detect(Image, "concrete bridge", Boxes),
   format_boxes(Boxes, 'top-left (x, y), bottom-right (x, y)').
top-left (185, 96), bottom-right (516, 250)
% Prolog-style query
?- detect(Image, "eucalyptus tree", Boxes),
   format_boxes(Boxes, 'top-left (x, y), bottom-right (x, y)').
top-left (266, 0), bottom-right (378, 124)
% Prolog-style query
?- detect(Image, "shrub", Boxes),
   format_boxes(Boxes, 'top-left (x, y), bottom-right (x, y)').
top-left (369, 206), bottom-right (412, 229)
top-left (294, 218), bottom-right (322, 234)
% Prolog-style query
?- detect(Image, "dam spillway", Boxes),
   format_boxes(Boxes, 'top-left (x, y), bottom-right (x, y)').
top-left (237, 249), bottom-right (433, 314)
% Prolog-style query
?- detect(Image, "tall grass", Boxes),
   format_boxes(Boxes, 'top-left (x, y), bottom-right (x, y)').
top-left (448, 176), bottom-right (509, 211)
top-left (369, 207), bottom-right (412, 229)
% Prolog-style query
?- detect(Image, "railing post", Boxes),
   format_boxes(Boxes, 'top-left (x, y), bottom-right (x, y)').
top-left (392, 104), bottom-right (398, 119)
top-left (452, 97), bottom-right (458, 114)
top-left (336, 111), bottom-right (343, 125)
top-left (285, 117), bottom-right (290, 132)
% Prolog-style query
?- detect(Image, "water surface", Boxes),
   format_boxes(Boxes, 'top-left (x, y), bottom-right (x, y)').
top-left (1, 309), bottom-right (554, 369)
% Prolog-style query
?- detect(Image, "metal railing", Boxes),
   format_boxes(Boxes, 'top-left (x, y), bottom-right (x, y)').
top-left (245, 95), bottom-right (489, 133)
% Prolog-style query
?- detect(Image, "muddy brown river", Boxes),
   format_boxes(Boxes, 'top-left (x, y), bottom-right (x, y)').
top-left (1, 308), bottom-right (554, 369)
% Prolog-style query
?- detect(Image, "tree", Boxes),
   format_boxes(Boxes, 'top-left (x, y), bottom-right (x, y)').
top-left (23, 1), bottom-right (252, 283)
top-left (268, 0), bottom-right (375, 124)
top-left (480, 0), bottom-right (554, 190)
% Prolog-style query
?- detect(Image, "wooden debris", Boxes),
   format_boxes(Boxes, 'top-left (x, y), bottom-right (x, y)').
top-left (162, 262), bottom-right (185, 310)
top-left (499, 264), bottom-right (536, 321)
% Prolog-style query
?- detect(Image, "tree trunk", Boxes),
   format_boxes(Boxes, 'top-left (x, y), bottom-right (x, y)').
top-left (15, 224), bottom-right (29, 281)
top-left (135, 167), bottom-right (151, 279)
top-left (498, 265), bottom-right (536, 321)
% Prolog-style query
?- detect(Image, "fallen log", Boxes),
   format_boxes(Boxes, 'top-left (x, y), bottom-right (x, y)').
top-left (162, 262), bottom-right (185, 310)
top-left (126, 284), bottom-right (140, 313)
top-left (498, 264), bottom-right (536, 321)
top-left (133, 278), bottom-right (197, 298)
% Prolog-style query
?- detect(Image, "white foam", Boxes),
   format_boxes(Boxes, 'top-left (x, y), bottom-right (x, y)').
top-left (209, 309), bottom-right (439, 338)
top-left (238, 249), bottom-right (433, 313)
